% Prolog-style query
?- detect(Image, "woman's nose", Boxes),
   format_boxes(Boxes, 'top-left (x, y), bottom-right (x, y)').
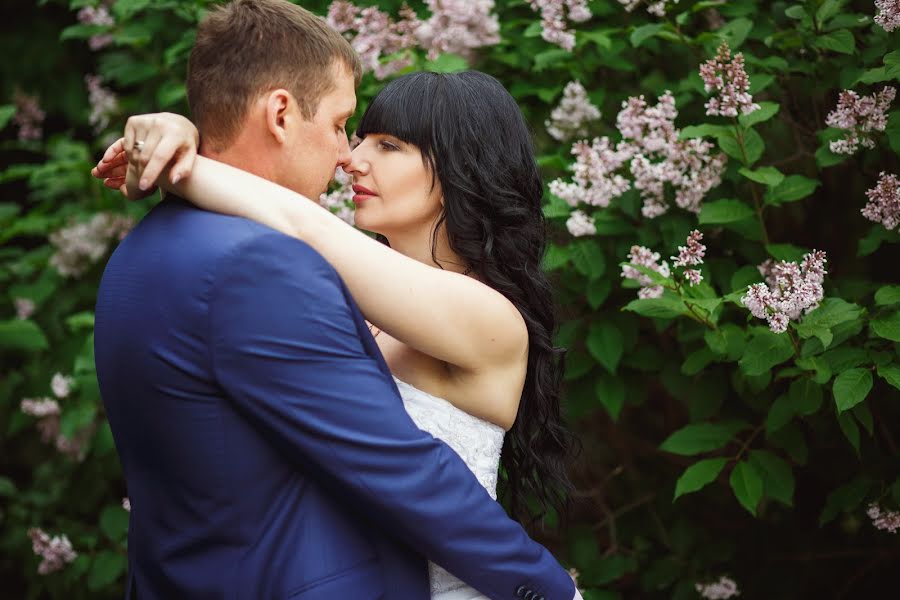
top-left (346, 146), bottom-right (369, 175)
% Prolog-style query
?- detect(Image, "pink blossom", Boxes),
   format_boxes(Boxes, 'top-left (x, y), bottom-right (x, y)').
top-left (14, 297), bottom-right (36, 320)
top-left (826, 87), bottom-right (895, 155)
top-left (684, 269), bottom-right (703, 286)
top-left (122, 497), bottom-right (132, 512)
top-left (740, 251), bottom-right (828, 333)
top-left (20, 398), bottom-right (61, 418)
top-left (416, 0), bottom-right (500, 60)
top-left (867, 502), bottom-right (900, 533)
top-left (319, 168), bottom-right (356, 226)
top-left (672, 230), bottom-right (705, 267)
top-left (700, 41), bottom-right (760, 118)
top-left (862, 171), bottom-right (900, 230)
top-left (85, 74), bottom-right (118, 133)
top-left (12, 90), bottom-right (46, 142)
top-left (51, 373), bottom-right (74, 399)
top-left (618, 0), bottom-right (680, 17)
top-left (622, 245), bottom-right (671, 299)
top-left (28, 528), bottom-right (77, 575)
top-left (49, 212), bottom-right (134, 278)
top-left (527, 0), bottom-right (591, 52)
top-left (696, 575), bottom-right (740, 599)
top-left (565, 210), bottom-right (596, 237)
top-left (875, 0), bottom-right (900, 32)
top-left (553, 91), bottom-right (725, 221)
top-left (77, 5), bottom-right (115, 50)
top-left (546, 81), bottom-right (601, 142)
top-left (326, 2), bottom-right (419, 79)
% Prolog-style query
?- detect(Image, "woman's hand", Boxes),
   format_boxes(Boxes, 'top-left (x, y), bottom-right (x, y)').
top-left (91, 112), bottom-right (199, 200)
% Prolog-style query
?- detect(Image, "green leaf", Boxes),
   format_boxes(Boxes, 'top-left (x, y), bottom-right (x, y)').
top-left (660, 421), bottom-right (747, 456)
top-left (739, 329), bottom-right (795, 376)
top-left (875, 285), bottom-right (900, 306)
top-left (586, 278), bottom-right (612, 309)
top-left (796, 298), bottom-right (864, 349)
top-left (717, 130), bottom-right (744, 161)
top-left (738, 102), bottom-right (780, 128)
top-left (816, 0), bottom-right (845, 26)
top-left (876, 363), bottom-right (900, 392)
top-left (764, 175), bottom-right (820, 206)
top-left (789, 378), bottom-right (824, 415)
top-left (870, 311), bottom-right (900, 342)
top-left (87, 551), bottom-right (127, 591)
top-left (99, 505), bottom-right (130, 542)
top-left (718, 17), bottom-right (753, 49)
top-left (738, 165), bottom-right (784, 187)
top-left (698, 199), bottom-right (755, 224)
top-left (748, 449), bottom-right (795, 507)
top-left (673, 457), bottom-right (728, 500)
top-left (570, 238), bottom-right (606, 279)
top-left (595, 375), bottom-right (626, 421)
top-left (765, 243), bottom-right (811, 263)
top-left (542, 243), bottom-right (569, 271)
top-left (427, 53), bottom-right (468, 73)
top-left (814, 29), bottom-right (856, 55)
top-left (630, 23), bottom-right (665, 47)
top-left (833, 368), bottom-right (873, 413)
top-left (587, 321), bottom-right (623, 374)
top-left (704, 324), bottom-right (746, 361)
top-left (836, 410), bottom-right (860, 455)
top-left (623, 296), bottom-right (688, 319)
top-left (820, 476), bottom-right (872, 525)
top-left (0, 319), bottom-right (49, 352)
top-left (679, 124), bottom-right (730, 140)
top-left (729, 460), bottom-right (764, 516)
top-left (741, 128), bottom-right (765, 165)
top-left (681, 347), bottom-right (716, 376)
top-left (0, 105), bottom-right (16, 131)
top-left (0, 476), bottom-right (17, 497)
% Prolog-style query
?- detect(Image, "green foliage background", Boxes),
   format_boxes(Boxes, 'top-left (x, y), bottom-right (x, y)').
top-left (2, 0), bottom-right (899, 598)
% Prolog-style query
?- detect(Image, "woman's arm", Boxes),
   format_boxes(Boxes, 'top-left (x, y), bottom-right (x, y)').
top-left (173, 155), bottom-right (528, 372)
top-left (93, 116), bottom-right (528, 372)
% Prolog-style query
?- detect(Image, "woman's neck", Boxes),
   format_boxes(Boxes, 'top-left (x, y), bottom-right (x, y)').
top-left (383, 224), bottom-right (469, 275)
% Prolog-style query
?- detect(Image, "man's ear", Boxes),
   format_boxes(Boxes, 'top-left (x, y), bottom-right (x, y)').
top-left (263, 89), bottom-right (294, 145)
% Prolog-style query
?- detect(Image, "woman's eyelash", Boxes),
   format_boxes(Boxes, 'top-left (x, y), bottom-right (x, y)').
top-left (379, 140), bottom-right (398, 151)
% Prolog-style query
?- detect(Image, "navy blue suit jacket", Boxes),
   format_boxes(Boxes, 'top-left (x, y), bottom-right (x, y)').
top-left (94, 198), bottom-right (574, 600)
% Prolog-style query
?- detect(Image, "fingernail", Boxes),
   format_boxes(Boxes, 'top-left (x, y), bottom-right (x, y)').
top-left (171, 173), bottom-right (181, 184)
top-left (139, 179), bottom-right (149, 191)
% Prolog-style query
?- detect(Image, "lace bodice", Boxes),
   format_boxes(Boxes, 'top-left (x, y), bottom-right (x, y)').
top-left (394, 377), bottom-right (505, 598)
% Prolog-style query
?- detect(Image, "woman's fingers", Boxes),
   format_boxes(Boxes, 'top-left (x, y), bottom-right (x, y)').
top-left (101, 137), bottom-right (125, 164)
top-left (93, 150), bottom-right (127, 178)
top-left (168, 143), bottom-right (197, 185)
top-left (132, 127), bottom-right (165, 189)
top-left (138, 134), bottom-right (183, 190)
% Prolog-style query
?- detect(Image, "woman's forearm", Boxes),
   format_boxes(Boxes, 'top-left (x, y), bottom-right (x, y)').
top-left (169, 156), bottom-right (520, 371)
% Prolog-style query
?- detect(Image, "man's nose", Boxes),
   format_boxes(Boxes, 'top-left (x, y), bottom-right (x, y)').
top-left (336, 135), bottom-right (352, 169)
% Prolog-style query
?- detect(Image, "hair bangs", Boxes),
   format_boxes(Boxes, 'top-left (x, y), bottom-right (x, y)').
top-left (355, 73), bottom-right (440, 162)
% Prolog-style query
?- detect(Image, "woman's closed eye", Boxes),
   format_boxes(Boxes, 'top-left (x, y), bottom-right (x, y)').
top-left (378, 139), bottom-right (399, 151)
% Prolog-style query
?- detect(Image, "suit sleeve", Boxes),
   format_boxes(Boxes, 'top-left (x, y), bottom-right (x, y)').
top-left (209, 232), bottom-right (575, 600)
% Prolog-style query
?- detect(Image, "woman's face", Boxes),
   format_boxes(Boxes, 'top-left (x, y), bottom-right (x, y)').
top-left (344, 133), bottom-right (443, 236)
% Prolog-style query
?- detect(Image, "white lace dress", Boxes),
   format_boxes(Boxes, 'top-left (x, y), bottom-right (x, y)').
top-left (393, 377), bottom-right (507, 600)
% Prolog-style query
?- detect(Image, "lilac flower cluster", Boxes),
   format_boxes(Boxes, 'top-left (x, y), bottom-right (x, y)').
top-left (85, 74), bottom-right (118, 133)
top-left (12, 90), bottom-right (46, 142)
top-left (695, 575), bottom-right (740, 599)
top-left (49, 212), bottom-right (133, 278)
top-left (122, 497), bottom-right (132, 512)
top-left (621, 245), bottom-right (671, 299)
top-left (326, 2), bottom-right (418, 79)
top-left (671, 229), bottom-right (705, 286)
top-left (867, 502), bottom-right (900, 533)
top-left (416, 0), bottom-right (500, 60)
top-left (319, 168), bottom-right (356, 226)
top-left (21, 373), bottom-right (93, 461)
top-left (551, 91), bottom-right (726, 221)
top-left (862, 171), bottom-right (900, 230)
top-left (565, 210), bottom-right (596, 237)
top-left (527, 0), bottom-right (591, 52)
top-left (741, 251), bottom-right (828, 334)
top-left (825, 87), bottom-right (896, 155)
top-left (700, 41), bottom-right (760, 118)
top-left (14, 297), bottom-right (36, 320)
top-left (618, 0), bottom-right (680, 17)
top-left (28, 528), bottom-right (77, 575)
top-left (545, 81), bottom-right (601, 142)
top-left (875, 0), bottom-right (900, 32)
top-left (77, 4), bottom-right (115, 51)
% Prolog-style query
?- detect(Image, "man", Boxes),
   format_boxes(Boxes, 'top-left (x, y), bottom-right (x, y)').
top-left (92, 1), bottom-right (582, 599)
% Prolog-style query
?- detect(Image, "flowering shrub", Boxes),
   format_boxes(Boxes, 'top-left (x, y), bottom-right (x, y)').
top-left (2, 1), bottom-right (899, 598)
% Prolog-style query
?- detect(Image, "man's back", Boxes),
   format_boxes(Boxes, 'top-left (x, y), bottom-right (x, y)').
top-left (94, 199), bottom-right (396, 598)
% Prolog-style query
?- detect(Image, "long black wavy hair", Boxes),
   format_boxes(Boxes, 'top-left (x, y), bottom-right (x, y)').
top-left (356, 71), bottom-right (574, 526)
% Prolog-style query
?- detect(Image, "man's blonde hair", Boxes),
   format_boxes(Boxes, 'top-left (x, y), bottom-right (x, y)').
top-left (187, 0), bottom-right (362, 151)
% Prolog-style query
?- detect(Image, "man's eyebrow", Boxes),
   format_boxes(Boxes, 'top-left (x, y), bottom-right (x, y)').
top-left (337, 108), bottom-right (355, 120)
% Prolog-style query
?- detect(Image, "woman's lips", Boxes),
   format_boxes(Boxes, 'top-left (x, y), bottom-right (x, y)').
top-left (352, 184), bottom-right (376, 203)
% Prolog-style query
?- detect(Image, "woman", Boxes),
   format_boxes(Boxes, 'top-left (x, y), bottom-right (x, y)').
top-left (95, 71), bottom-right (574, 600)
